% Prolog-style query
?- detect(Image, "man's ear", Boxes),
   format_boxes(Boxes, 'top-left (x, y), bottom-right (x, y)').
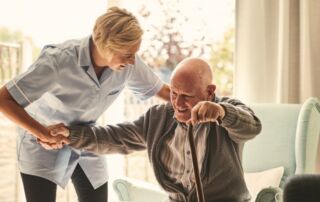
top-left (207, 84), bottom-right (216, 100)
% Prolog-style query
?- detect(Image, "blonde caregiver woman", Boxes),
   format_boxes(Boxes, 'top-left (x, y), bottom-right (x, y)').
top-left (0, 7), bottom-right (170, 202)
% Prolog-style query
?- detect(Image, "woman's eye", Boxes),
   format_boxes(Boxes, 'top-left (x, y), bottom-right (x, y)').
top-left (124, 55), bottom-right (133, 59)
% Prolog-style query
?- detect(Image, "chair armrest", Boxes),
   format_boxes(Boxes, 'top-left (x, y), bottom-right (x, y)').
top-left (296, 97), bottom-right (320, 173)
top-left (112, 177), bottom-right (167, 202)
top-left (255, 186), bottom-right (283, 202)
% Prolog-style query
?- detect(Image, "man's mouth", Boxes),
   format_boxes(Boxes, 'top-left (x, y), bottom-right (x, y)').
top-left (177, 108), bottom-right (188, 113)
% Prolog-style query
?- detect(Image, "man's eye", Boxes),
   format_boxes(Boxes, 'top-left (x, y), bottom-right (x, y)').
top-left (124, 55), bottom-right (133, 59)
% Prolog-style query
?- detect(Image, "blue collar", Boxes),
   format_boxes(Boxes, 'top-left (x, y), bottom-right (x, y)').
top-left (78, 35), bottom-right (92, 70)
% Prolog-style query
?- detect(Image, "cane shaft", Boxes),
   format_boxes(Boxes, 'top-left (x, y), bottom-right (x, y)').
top-left (188, 125), bottom-right (205, 202)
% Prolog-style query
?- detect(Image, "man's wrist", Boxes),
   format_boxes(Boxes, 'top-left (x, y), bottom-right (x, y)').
top-left (218, 104), bottom-right (226, 119)
top-left (67, 126), bottom-right (83, 144)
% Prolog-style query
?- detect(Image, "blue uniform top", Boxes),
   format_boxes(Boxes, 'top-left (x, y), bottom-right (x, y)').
top-left (5, 36), bottom-right (164, 188)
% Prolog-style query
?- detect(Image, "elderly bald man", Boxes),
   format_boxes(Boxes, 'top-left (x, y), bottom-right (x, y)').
top-left (50, 58), bottom-right (262, 202)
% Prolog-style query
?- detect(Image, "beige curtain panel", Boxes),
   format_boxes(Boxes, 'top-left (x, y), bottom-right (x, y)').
top-left (235, 0), bottom-right (320, 103)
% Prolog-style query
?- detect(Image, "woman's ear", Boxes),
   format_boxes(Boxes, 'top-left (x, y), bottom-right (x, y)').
top-left (207, 84), bottom-right (216, 100)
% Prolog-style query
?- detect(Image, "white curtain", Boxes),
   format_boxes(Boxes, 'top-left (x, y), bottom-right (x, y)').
top-left (235, 0), bottom-right (320, 103)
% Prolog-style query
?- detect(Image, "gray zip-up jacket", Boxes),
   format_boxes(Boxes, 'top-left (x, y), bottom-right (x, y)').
top-left (69, 96), bottom-right (262, 202)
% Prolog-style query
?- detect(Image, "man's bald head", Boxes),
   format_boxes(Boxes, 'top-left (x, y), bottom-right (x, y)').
top-left (171, 58), bottom-right (213, 90)
top-left (170, 58), bottom-right (216, 123)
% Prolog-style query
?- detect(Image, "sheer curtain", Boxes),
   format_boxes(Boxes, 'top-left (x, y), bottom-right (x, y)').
top-left (235, 0), bottom-right (320, 103)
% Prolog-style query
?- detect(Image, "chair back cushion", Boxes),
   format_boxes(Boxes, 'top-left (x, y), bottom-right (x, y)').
top-left (243, 97), bottom-right (320, 188)
top-left (243, 103), bottom-right (300, 187)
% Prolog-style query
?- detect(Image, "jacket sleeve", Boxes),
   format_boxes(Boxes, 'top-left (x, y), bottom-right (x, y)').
top-left (219, 97), bottom-right (262, 143)
top-left (68, 113), bottom-right (149, 155)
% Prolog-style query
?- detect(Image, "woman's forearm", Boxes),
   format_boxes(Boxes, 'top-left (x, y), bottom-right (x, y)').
top-left (0, 86), bottom-right (48, 139)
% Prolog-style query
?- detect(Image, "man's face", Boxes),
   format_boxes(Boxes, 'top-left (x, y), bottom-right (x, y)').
top-left (170, 78), bottom-right (207, 123)
top-left (105, 40), bottom-right (141, 71)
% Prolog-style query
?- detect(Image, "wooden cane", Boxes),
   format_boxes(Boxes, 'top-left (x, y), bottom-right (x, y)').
top-left (187, 124), bottom-right (205, 202)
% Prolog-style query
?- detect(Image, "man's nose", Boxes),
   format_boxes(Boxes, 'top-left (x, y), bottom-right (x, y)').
top-left (176, 95), bottom-right (185, 106)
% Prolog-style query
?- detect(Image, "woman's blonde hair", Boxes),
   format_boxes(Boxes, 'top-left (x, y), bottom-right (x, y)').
top-left (93, 7), bottom-right (143, 58)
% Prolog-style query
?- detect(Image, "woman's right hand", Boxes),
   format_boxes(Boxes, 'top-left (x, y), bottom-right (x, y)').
top-left (37, 123), bottom-right (70, 150)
